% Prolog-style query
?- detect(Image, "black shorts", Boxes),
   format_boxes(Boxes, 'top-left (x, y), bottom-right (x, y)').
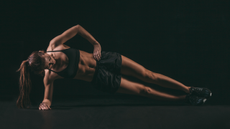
top-left (91, 51), bottom-right (122, 94)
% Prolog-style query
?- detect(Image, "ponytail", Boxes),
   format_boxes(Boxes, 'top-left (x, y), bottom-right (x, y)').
top-left (16, 60), bottom-right (31, 108)
top-left (16, 50), bottom-right (45, 108)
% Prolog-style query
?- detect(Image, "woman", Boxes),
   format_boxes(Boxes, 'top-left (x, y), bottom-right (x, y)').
top-left (17, 24), bottom-right (212, 110)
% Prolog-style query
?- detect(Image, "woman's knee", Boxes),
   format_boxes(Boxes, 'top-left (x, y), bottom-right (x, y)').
top-left (140, 86), bottom-right (153, 96)
top-left (143, 69), bottom-right (159, 82)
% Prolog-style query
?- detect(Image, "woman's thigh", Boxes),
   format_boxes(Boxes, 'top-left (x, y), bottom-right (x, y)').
top-left (121, 55), bottom-right (160, 84)
top-left (121, 55), bottom-right (156, 82)
top-left (121, 55), bottom-right (146, 76)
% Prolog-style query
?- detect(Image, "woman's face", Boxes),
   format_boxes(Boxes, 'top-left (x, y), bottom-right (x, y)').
top-left (43, 53), bottom-right (56, 69)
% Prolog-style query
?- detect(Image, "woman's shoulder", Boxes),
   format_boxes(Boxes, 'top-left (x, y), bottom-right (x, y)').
top-left (46, 44), bottom-right (70, 52)
top-left (43, 69), bottom-right (62, 82)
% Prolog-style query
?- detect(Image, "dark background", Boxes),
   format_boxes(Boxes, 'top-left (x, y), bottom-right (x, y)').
top-left (0, 1), bottom-right (229, 105)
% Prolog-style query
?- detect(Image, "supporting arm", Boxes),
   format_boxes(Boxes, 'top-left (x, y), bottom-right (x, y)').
top-left (39, 73), bottom-right (54, 110)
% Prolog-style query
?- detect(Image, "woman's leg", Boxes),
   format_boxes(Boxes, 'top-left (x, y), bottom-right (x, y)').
top-left (120, 55), bottom-right (190, 93)
top-left (116, 77), bottom-right (186, 101)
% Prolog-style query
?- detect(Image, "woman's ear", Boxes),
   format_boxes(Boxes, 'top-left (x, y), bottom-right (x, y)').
top-left (38, 50), bottom-right (45, 56)
top-left (38, 50), bottom-right (45, 55)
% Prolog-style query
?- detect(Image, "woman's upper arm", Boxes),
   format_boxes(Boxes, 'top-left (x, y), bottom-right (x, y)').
top-left (49, 24), bottom-right (80, 47)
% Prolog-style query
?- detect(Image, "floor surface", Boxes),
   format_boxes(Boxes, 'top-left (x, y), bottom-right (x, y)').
top-left (1, 96), bottom-right (230, 129)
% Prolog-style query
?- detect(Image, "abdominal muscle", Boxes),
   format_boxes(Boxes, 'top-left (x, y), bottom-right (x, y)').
top-left (73, 50), bottom-right (97, 82)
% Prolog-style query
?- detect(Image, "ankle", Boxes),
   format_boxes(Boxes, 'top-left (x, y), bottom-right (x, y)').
top-left (184, 86), bottom-right (191, 94)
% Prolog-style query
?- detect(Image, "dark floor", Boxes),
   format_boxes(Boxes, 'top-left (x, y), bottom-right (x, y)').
top-left (1, 96), bottom-right (230, 129)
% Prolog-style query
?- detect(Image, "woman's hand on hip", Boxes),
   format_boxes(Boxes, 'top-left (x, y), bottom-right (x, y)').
top-left (39, 102), bottom-right (51, 110)
top-left (93, 43), bottom-right (101, 61)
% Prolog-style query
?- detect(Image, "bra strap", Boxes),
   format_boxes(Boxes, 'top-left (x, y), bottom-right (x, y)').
top-left (47, 50), bottom-right (62, 52)
top-left (49, 69), bottom-right (57, 73)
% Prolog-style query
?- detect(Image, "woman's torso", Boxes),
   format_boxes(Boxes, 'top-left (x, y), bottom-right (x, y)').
top-left (46, 44), bottom-right (97, 82)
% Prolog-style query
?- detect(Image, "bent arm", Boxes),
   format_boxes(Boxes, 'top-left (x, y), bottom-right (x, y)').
top-left (50, 24), bottom-right (99, 47)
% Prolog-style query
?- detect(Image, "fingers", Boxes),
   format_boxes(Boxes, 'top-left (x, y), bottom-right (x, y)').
top-left (93, 51), bottom-right (101, 61)
top-left (95, 54), bottom-right (101, 60)
top-left (39, 106), bottom-right (50, 110)
top-left (39, 103), bottom-right (51, 110)
top-left (94, 55), bottom-right (101, 61)
top-left (93, 45), bottom-right (102, 61)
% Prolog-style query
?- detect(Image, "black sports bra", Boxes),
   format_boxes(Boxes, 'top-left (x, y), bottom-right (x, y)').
top-left (47, 48), bottom-right (80, 78)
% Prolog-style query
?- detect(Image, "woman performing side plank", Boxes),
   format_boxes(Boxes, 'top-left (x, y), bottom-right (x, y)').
top-left (17, 24), bottom-right (212, 110)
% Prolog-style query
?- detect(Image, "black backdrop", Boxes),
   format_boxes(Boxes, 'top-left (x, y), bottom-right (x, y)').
top-left (0, 1), bottom-right (229, 105)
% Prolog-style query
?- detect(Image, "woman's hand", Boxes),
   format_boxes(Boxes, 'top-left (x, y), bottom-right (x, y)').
top-left (93, 43), bottom-right (102, 61)
top-left (39, 102), bottom-right (51, 110)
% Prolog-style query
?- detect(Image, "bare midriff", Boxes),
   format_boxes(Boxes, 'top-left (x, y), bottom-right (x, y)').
top-left (74, 50), bottom-right (97, 82)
